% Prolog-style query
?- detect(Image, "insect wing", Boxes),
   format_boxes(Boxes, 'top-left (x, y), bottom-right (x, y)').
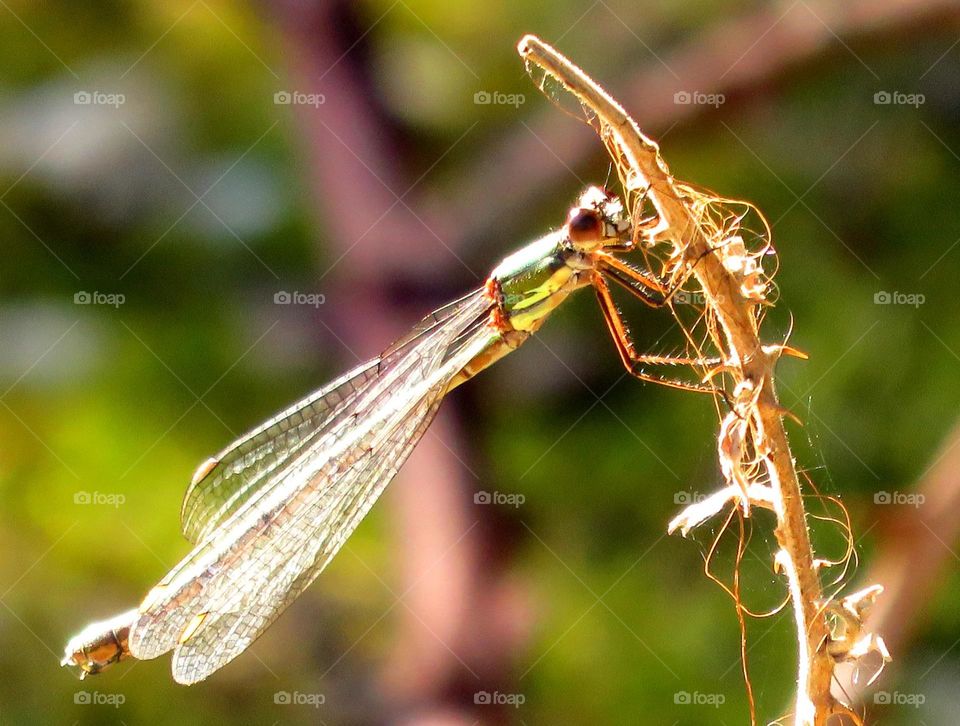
top-left (128, 292), bottom-right (494, 682)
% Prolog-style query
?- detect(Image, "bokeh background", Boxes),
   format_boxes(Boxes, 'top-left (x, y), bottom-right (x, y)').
top-left (1, 0), bottom-right (959, 723)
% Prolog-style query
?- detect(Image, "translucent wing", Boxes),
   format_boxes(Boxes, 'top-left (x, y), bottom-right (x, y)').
top-left (180, 361), bottom-right (378, 544)
top-left (179, 290), bottom-right (486, 545)
top-left (128, 291), bottom-right (496, 683)
top-left (172, 390), bottom-right (442, 684)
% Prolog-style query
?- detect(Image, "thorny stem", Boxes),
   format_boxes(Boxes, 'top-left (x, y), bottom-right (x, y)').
top-left (518, 35), bottom-right (844, 724)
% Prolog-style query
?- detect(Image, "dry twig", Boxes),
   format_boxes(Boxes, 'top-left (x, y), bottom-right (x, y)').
top-left (448, 0), bottom-right (960, 248)
top-left (517, 34), bottom-right (888, 725)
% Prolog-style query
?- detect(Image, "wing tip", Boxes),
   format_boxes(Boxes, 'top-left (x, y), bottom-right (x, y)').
top-left (190, 457), bottom-right (221, 487)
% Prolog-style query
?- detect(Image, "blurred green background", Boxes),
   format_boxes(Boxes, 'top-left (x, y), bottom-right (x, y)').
top-left (1, 0), bottom-right (959, 723)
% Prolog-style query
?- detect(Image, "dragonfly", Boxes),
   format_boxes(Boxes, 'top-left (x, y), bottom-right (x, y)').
top-left (62, 186), bottom-right (714, 685)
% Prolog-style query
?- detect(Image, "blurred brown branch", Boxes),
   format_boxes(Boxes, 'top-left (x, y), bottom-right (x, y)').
top-left (517, 33), bottom-right (842, 725)
top-left (833, 418), bottom-right (960, 706)
top-left (270, 1), bottom-right (530, 723)
top-left (441, 0), bottom-right (960, 249)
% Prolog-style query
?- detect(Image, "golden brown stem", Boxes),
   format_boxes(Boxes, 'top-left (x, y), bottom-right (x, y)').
top-left (518, 34), bottom-right (845, 724)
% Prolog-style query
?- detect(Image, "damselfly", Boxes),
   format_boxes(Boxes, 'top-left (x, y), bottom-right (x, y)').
top-left (62, 186), bottom-right (713, 684)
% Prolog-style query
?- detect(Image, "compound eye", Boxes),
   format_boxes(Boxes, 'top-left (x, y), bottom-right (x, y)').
top-left (567, 208), bottom-right (603, 245)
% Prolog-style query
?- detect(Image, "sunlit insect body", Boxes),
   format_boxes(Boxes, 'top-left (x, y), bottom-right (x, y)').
top-left (63, 186), bottom-right (709, 684)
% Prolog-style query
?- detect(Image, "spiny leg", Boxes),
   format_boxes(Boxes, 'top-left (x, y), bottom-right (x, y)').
top-left (595, 254), bottom-right (667, 308)
top-left (592, 274), bottom-right (720, 394)
top-left (597, 253), bottom-right (700, 309)
top-left (598, 252), bottom-right (723, 373)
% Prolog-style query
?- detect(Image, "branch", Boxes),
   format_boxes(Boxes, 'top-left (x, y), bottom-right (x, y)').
top-left (447, 0), bottom-right (960, 248)
top-left (271, 2), bottom-right (530, 718)
top-left (833, 418), bottom-right (960, 705)
top-left (517, 34), bottom-right (871, 725)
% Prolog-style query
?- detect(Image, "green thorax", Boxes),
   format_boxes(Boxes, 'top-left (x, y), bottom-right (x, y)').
top-left (489, 230), bottom-right (585, 332)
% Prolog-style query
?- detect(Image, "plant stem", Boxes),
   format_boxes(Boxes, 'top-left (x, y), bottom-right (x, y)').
top-left (518, 34), bottom-right (838, 724)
